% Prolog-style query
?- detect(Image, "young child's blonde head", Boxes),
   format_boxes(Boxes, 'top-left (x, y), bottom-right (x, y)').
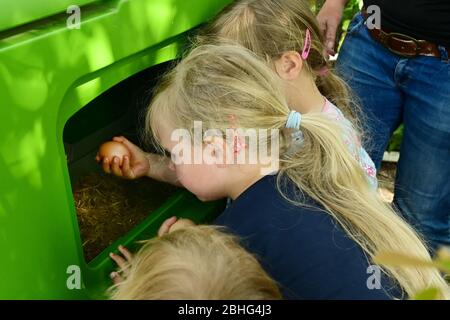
top-left (198, 0), bottom-right (357, 121)
top-left (147, 43), bottom-right (449, 299)
top-left (110, 225), bottom-right (281, 300)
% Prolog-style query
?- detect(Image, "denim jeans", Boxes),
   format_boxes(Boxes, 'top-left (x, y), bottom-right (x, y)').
top-left (336, 12), bottom-right (450, 250)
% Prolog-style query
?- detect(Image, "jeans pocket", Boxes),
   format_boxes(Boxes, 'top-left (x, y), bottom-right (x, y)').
top-left (346, 12), bottom-right (365, 36)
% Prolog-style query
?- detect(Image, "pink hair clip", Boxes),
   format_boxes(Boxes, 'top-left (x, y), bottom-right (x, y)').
top-left (301, 29), bottom-right (312, 60)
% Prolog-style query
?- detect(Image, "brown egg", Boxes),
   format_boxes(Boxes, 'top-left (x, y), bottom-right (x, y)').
top-left (98, 141), bottom-right (131, 166)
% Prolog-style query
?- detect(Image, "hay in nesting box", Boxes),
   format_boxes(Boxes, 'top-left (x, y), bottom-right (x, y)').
top-left (73, 172), bottom-right (179, 261)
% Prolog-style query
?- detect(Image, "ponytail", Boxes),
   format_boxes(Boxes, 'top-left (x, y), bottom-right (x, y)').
top-left (279, 113), bottom-right (449, 299)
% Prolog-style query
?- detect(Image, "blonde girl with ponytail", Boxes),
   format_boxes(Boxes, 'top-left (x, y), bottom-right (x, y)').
top-left (147, 43), bottom-right (449, 300)
top-left (197, 0), bottom-right (377, 187)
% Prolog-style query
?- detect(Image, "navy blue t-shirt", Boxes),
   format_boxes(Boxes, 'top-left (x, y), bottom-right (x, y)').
top-left (214, 174), bottom-right (401, 300)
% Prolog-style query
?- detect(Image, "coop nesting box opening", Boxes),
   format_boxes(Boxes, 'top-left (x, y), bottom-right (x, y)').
top-left (63, 62), bottom-right (178, 262)
top-left (74, 172), bottom-right (179, 262)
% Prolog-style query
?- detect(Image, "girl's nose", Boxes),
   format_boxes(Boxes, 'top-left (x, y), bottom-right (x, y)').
top-left (168, 161), bottom-right (176, 171)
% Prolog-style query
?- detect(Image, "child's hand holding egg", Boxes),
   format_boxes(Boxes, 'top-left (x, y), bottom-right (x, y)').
top-left (96, 137), bottom-right (150, 180)
top-left (97, 141), bottom-right (131, 167)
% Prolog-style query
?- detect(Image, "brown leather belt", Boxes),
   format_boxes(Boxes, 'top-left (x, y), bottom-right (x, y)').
top-left (361, 10), bottom-right (450, 59)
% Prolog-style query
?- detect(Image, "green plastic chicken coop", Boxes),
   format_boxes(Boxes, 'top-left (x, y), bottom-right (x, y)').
top-left (0, 0), bottom-right (232, 299)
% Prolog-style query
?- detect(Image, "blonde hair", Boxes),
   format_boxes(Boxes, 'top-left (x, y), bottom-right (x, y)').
top-left (197, 0), bottom-right (359, 125)
top-left (147, 44), bottom-right (449, 299)
top-left (109, 225), bottom-right (281, 300)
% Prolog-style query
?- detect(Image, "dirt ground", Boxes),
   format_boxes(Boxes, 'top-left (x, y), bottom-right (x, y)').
top-left (73, 173), bottom-right (179, 262)
top-left (378, 162), bottom-right (397, 203)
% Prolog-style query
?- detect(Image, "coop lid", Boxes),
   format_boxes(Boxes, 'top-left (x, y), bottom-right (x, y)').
top-left (0, 0), bottom-right (99, 32)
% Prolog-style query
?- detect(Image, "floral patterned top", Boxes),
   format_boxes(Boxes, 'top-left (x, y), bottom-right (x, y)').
top-left (322, 99), bottom-right (378, 189)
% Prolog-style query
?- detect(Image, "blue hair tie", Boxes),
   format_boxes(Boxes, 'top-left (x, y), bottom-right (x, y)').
top-left (285, 110), bottom-right (304, 156)
top-left (286, 111), bottom-right (302, 129)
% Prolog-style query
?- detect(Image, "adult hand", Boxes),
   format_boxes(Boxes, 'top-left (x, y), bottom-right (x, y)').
top-left (316, 0), bottom-right (348, 56)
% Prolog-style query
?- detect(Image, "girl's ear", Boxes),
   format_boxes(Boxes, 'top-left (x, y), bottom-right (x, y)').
top-left (274, 51), bottom-right (304, 81)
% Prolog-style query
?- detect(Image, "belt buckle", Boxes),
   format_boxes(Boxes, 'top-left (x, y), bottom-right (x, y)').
top-left (385, 32), bottom-right (420, 58)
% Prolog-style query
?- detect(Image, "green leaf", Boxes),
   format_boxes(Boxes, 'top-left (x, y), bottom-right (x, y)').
top-left (374, 251), bottom-right (438, 268)
top-left (374, 251), bottom-right (450, 275)
top-left (413, 288), bottom-right (441, 300)
top-left (435, 247), bottom-right (450, 273)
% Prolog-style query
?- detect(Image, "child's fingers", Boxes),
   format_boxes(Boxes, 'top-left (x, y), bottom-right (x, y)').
top-left (158, 216), bottom-right (178, 237)
top-left (122, 156), bottom-right (135, 179)
top-left (118, 245), bottom-right (133, 262)
top-left (102, 157), bottom-right (111, 174)
top-left (111, 157), bottom-right (123, 177)
top-left (112, 136), bottom-right (125, 143)
top-left (109, 252), bottom-right (128, 271)
top-left (116, 136), bottom-right (143, 155)
top-left (168, 219), bottom-right (196, 233)
top-left (110, 272), bottom-right (124, 285)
